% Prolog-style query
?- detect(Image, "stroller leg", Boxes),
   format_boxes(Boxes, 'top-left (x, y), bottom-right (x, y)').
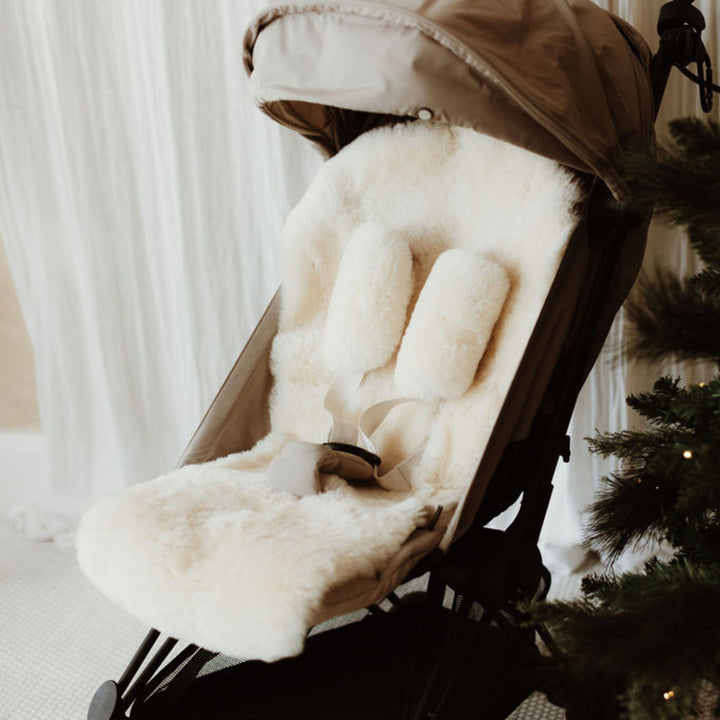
top-left (128, 644), bottom-right (217, 718)
top-left (402, 574), bottom-right (447, 720)
top-left (88, 629), bottom-right (163, 720)
top-left (426, 605), bottom-right (495, 719)
top-left (117, 630), bottom-right (162, 695)
top-left (408, 585), bottom-right (484, 720)
top-left (120, 637), bottom-right (178, 712)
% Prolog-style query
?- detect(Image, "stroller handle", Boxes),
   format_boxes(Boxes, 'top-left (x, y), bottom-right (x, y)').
top-left (652, 0), bottom-right (717, 114)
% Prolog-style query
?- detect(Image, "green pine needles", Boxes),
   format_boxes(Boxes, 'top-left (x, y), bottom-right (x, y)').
top-left (627, 118), bottom-right (720, 268)
top-left (532, 119), bottom-right (720, 720)
top-left (586, 377), bottom-right (720, 565)
top-left (623, 118), bottom-right (720, 366)
top-left (538, 561), bottom-right (720, 719)
top-left (624, 268), bottom-right (720, 364)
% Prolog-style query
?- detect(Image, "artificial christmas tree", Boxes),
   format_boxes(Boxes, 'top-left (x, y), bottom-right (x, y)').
top-left (533, 118), bottom-right (720, 720)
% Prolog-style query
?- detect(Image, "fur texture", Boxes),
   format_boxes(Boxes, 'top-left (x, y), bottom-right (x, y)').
top-left (395, 249), bottom-right (510, 400)
top-left (323, 222), bottom-right (413, 374)
top-left (77, 122), bottom-right (581, 662)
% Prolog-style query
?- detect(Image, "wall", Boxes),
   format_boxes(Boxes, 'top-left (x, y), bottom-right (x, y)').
top-left (0, 237), bottom-right (39, 431)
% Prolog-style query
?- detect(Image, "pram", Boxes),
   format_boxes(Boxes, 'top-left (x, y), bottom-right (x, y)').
top-left (78, 1), bottom-right (716, 718)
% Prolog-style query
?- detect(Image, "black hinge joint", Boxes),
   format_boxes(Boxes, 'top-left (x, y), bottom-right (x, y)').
top-left (560, 435), bottom-right (571, 463)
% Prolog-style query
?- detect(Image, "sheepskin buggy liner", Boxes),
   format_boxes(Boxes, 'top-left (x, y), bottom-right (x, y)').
top-left (74, 0), bottom-right (705, 717)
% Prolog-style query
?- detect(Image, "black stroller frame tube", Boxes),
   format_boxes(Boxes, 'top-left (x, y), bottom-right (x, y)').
top-left (408, 597), bottom-right (496, 720)
top-left (651, 0), bottom-right (715, 114)
top-left (116, 630), bottom-right (161, 696)
top-left (120, 637), bottom-right (178, 712)
top-left (512, 184), bottom-right (635, 558)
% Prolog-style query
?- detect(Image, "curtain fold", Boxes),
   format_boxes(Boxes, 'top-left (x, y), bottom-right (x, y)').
top-left (0, 0), bottom-right (321, 526)
top-left (0, 0), bottom-right (717, 558)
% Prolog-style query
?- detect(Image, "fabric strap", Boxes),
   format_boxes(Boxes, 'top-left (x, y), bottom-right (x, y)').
top-left (267, 375), bottom-right (427, 496)
top-left (325, 374), bottom-right (427, 492)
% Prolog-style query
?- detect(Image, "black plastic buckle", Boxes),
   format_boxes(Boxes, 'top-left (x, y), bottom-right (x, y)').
top-left (560, 435), bottom-right (571, 463)
top-left (322, 442), bottom-right (382, 469)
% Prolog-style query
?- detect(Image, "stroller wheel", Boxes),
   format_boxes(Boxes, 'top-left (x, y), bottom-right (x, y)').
top-left (88, 680), bottom-right (121, 720)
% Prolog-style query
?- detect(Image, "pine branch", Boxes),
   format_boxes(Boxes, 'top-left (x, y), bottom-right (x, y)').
top-left (664, 441), bottom-right (720, 562)
top-left (584, 473), bottom-right (670, 562)
top-left (625, 376), bottom-right (685, 427)
top-left (585, 431), bottom-right (720, 562)
top-left (687, 679), bottom-right (720, 720)
top-left (532, 560), bottom-right (720, 719)
top-left (623, 377), bottom-right (720, 434)
top-left (624, 118), bottom-right (720, 267)
top-left (624, 268), bottom-right (720, 366)
top-left (688, 226), bottom-right (720, 272)
top-left (670, 117), bottom-right (720, 160)
top-left (691, 267), bottom-right (720, 298)
top-left (587, 427), bottom-right (690, 460)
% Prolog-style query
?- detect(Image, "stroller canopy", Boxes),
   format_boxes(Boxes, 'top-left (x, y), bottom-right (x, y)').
top-left (243, 0), bottom-right (655, 199)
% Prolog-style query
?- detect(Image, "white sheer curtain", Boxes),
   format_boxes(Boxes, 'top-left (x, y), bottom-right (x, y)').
top-left (541, 0), bottom-right (720, 572)
top-left (0, 0), bottom-right (320, 534)
top-left (0, 1), bottom-right (717, 553)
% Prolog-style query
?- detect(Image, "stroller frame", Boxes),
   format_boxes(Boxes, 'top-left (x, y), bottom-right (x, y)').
top-left (86, 2), bottom-right (715, 719)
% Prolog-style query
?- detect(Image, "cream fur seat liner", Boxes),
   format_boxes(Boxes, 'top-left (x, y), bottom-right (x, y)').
top-left (77, 123), bottom-right (581, 663)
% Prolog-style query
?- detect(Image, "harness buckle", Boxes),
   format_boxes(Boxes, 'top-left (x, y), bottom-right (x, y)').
top-left (322, 442), bottom-right (381, 469)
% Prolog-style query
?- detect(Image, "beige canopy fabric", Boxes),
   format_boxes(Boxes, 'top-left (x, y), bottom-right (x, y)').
top-left (243, 0), bottom-right (655, 199)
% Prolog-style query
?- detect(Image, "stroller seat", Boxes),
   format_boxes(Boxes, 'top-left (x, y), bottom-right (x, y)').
top-left (77, 121), bottom-right (581, 663)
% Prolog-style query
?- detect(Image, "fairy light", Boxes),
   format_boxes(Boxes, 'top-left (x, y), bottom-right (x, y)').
top-left (663, 690), bottom-right (675, 701)
top-left (699, 382), bottom-right (707, 388)
top-left (683, 450), bottom-right (693, 459)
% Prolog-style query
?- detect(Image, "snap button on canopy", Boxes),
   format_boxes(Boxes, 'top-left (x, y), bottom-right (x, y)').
top-left (418, 107), bottom-right (434, 120)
